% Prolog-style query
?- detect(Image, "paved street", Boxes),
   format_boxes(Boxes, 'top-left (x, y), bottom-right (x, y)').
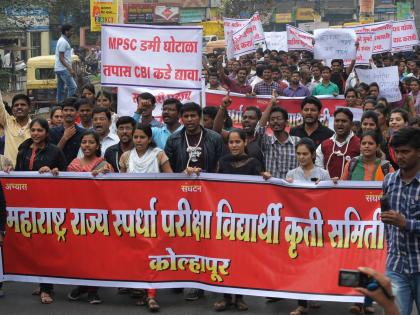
top-left (0, 282), bottom-right (417, 315)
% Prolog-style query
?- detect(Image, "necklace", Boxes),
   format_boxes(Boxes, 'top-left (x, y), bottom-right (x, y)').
top-left (185, 130), bottom-right (203, 167)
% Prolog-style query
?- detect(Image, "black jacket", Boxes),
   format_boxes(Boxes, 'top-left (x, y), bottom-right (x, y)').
top-left (15, 139), bottom-right (67, 172)
top-left (104, 142), bottom-right (124, 173)
top-left (164, 127), bottom-right (226, 173)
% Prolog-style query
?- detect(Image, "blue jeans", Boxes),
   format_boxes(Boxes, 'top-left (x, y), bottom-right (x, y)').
top-left (387, 270), bottom-right (420, 315)
top-left (56, 69), bottom-right (77, 102)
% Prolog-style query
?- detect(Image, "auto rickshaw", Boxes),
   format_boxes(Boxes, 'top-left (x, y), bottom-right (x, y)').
top-left (26, 55), bottom-right (85, 108)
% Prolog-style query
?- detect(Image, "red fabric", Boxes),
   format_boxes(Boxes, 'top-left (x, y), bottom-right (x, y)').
top-left (321, 136), bottom-right (360, 178)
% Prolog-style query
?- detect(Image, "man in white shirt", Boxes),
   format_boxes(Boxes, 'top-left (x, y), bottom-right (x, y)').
top-left (2, 51), bottom-right (11, 69)
top-left (92, 107), bottom-right (119, 156)
top-left (54, 24), bottom-right (77, 102)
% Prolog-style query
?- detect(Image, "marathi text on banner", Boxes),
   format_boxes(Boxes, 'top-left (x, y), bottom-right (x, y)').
top-left (117, 86), bottom-right (201, 118)
top-left (344, 21), bottom-right (393, 54)
top-left (287, 25), bottom-right (314, 52)
top-left (101, 24), bottom-right (202, 90)
top-left (314, 28), bottom-right (357, 60)
top-left (392, 19), bottom-right (420, 49)
top-left (1, 173), bottom-right (385, 302)
top-left (264, 32), bottom-right (288, 52)
top-left (232, 21), bottom-right (256, 58)
top-left (356, 66), bottom-right (402, 103)
top-left (205, 90), bottom-right (346, 130)
top-left (344, 32), bottom-right (374, 66)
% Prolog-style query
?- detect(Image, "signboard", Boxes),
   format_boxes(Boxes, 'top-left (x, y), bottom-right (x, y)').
top-left (124, 4), bottom-right (154, 24)
top-left (90, 0), bottom-right (118, 32)
top-left (397, 2), bottom-right (412, 20)
top-left (154, 6), bottom-right (179, 23)
top-left (359, 0), bottom-right (375, 15)
top-left (314, 28), bottom-right (357, 60)
top-left (180, 8), bottom-right (206, 23)
top-left (356, 66), bottom-right (402, 103)
top-left (287, 25), bottom-right (314, 52)
top-left (101, 24), bottom-right (202, 90)
top-left (275, 13), bottom-right (292, 24)
top-left (5, 7), bottom-right (49, 31)
top-left (264, 32), bottom-right (288, 52)
top-left (392, 19), bottom-right (419, 49)
top-left (296, 8), bottom-right (314, 21)
top-left (344, 21), bottom-right (393, 53)
top-left (298, 22), bottom-right (329, 32)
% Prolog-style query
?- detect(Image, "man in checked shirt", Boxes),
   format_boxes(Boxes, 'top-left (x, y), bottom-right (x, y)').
top-left (381, 127), bottom-right (420, 315)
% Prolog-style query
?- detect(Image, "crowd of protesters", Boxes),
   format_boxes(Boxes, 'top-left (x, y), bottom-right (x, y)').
top-left (0, 23), bottom-right (419, 315)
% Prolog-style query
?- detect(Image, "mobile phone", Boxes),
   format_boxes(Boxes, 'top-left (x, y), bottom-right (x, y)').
top-left (380, 195), bottom-right (391, 212)
top-left (338, 269), bottom-right (371, 287)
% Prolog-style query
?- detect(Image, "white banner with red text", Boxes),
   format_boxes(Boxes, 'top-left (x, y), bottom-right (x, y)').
top-left (287, 25), bottom-right (314, 52)
top-left (101, 24), bottom-right (202, 90)
top-left (117, 86), bottom-right (201, 118)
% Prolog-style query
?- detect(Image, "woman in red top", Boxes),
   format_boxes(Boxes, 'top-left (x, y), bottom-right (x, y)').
top-left (67, 131), bottom-right (112, 305)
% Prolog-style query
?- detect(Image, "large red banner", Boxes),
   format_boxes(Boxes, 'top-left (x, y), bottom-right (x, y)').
top-left (205, 90), bottom-right (347, 129)
top-left (0, 173), bottom-right (385, 302)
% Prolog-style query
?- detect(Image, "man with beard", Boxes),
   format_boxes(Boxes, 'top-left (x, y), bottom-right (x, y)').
top-left (283, 71), bottom-right (311, 97)
top-left (315, 108), bottom-right (360, 178)
top-left (165, 102), bottom-right (224, 174)
top-left (219, 64), bottom-right (252, 94)
top-left (256, 96), bottom-right (300, 179)
top-left (92, 107), bottom-right (119, 156)
top-left (151, 98), bottom-right (183, 149)
top-left (0, 92), bottom-right (31, 166)
top-left (213, 93), bottom-right (264, 166)
top-left (290, 96), bottom-right (334, 146)
top-left (253, 65), bottom-right (283, 96)
top-left (164, 102), bottom-right (225, 301)
top-left (50, 97), bottom-right (84, 166)
top-left (104, 116), bottom-right (136, 172)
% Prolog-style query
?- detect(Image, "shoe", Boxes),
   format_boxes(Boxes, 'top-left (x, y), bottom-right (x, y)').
top-left (68, 286), bottom-right (88, 301)
top-left (87, 291), bottom-right (102, 304)
top-left (184, 288), bottom-right (204, 301)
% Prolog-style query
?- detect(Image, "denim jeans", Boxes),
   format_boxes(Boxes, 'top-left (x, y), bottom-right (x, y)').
top-left (56, 69), bottom-right (77, 102)
top-left (386, 269), bottom-right (420, 315)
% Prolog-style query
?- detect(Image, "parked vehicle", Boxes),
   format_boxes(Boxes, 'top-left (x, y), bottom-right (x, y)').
top-left (26, 55), bottom-right (85, 108)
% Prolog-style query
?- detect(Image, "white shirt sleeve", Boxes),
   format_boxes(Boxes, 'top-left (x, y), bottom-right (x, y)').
top-left (315, 145), bottom-right (324, 169)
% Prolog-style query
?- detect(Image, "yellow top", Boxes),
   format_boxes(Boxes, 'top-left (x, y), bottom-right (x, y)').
top-left (0, 92), bottom-right (31, 166)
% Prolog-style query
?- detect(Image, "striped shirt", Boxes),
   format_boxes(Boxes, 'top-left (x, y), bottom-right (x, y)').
top-left (257, 127), bottom-right (299, 179)
top-left (382, 169), bottom-right (420, 274)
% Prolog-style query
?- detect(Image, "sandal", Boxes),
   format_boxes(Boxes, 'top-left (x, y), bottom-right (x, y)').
top-left (349, 303), bottom-right (363, 314)
top-left (290, 306), bottom-right (308, 315)
top-left (40, 292), bottom-right (53, 304)
top-left (146, 297), bottom-right (160, 312)
top-left (235, 297), bottom-right (248, 311)
top-left (214, 297), bottom-right (233, 311)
